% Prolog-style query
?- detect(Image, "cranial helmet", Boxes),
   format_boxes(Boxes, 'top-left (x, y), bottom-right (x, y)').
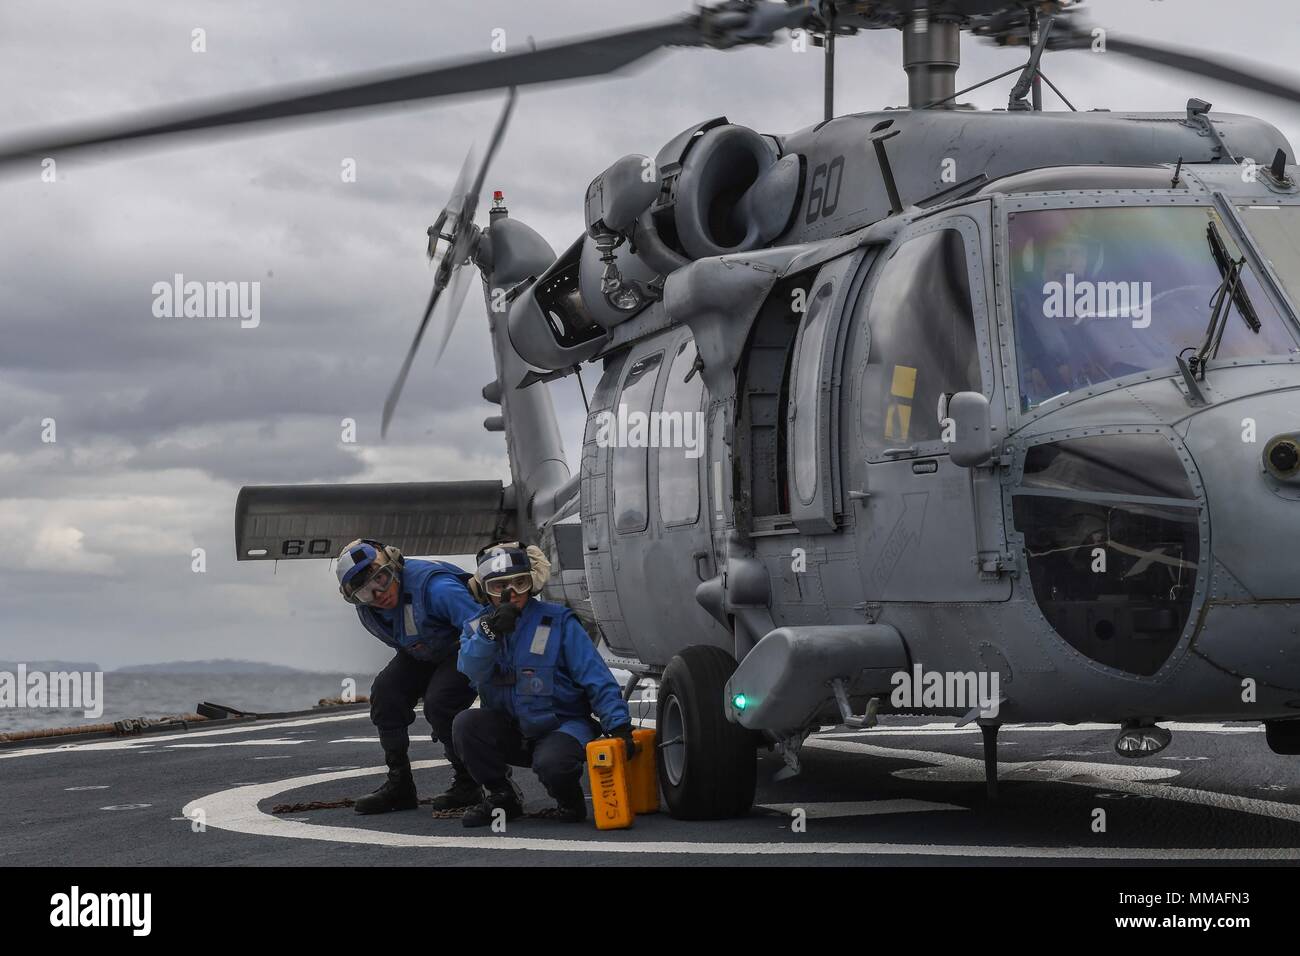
top-left (469, 541), bottom-right (551, 602)
top-left (335, 538), bottom-right (404, 602)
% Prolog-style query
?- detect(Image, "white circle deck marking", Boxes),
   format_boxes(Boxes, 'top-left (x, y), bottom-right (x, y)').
top-left (185, 739), bottom-right (1300, 860)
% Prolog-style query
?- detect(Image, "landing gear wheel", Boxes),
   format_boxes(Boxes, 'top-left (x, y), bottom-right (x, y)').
top-left (1265, 719), bottom-right (1300, 755)
top-left (656, 645), bottom-right (757, 819)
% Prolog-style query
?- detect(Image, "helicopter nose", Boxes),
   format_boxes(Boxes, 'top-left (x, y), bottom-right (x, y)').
top-left (1182, 394), bottom-right (1300, 691)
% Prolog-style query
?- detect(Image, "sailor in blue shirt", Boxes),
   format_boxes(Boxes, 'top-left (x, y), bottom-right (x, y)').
top-left (335, 539), bottom-right (483, 815)
top-left (453, 542), bottom-right (633, 827)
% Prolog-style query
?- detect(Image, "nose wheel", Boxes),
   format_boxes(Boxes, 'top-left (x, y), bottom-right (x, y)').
top-left (656, 645), bottom-right (758, 819)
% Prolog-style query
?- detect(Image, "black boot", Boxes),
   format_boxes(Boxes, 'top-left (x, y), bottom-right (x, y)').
top-left (535, 781), bottom-right (587, 823)
top-left (461, 778), bottom-right (524, 829)
top-left (354, 750), bottom-right (418, 814)
top-left (430, 761), bottom-right (482, 812)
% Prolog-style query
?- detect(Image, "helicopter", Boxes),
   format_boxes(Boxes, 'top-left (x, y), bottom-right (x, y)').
top-left (6, 0), bottom-right (1300, 821)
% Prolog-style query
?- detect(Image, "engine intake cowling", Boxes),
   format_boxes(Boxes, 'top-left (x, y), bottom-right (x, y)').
top-left (666, 122), bottom-right (800, 260)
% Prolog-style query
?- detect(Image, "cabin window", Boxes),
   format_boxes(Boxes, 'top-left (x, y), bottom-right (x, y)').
top-left (784, 249), bottom-right (871, 533)
top-left (658, 336), bottom-right (705, 526)
top-left (611, 350), bottom-right (664, 533)
top-left (859, 229), bottom-right (980, 452)
top-left (791, 280), bottom-right (836, 504)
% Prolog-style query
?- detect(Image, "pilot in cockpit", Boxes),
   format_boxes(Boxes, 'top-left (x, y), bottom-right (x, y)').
top-left (1014, 224), bottom-right (1108, 406)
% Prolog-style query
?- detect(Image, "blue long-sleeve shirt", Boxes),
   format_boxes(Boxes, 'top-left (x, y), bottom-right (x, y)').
top-left (459, 597), bottom-right (630, 744)
top-left (359, 559), bottom-right (482, 662)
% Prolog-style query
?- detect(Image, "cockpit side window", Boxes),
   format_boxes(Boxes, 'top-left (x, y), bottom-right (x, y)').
top-left (858, 228), bottom-right (980, 453)
top-left (611, 351), bottom-right (664, 534)
top-left (1237, 204), bottom-right (1300, 317)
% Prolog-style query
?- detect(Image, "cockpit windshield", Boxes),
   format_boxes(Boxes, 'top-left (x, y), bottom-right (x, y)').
top-left (1008, 205), bottom-right (1299, 411)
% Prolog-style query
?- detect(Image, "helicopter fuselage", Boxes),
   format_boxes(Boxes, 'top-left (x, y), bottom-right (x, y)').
top-left (552, 113), bottom-right (1300, 734)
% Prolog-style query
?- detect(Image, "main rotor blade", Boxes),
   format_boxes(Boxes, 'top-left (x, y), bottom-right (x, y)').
top-left (0, 19), bottom-right (697, 166)
top-left (1107, 36), bottom-right (1300, 107)
top-left (1062, 27), bottom-right (1300, 109)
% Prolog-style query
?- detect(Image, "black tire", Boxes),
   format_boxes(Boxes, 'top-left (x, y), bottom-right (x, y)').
top-left (656, 644), bottom-right (757, 819)
top-left (1265, 719), bottom-right (1300, 755)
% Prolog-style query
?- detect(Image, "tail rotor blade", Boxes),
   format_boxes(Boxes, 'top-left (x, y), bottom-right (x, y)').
top-left (466, 88), bottom-right (517, 222)
top-left (382, 88), bottom-right (514, 438)
top-left (430, 265), bottom-right (475, 366)
top-left (381, 277), bottom-right (447, 438)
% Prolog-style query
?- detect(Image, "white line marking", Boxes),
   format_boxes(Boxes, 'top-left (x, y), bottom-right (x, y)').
top-left (165, 738), bottom-right (308, 749)
top-left (0, 711), bottom-right (372, 760)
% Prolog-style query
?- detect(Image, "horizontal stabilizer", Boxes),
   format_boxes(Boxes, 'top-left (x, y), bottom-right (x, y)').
top-left (235, 480), bottom-right (514, 561)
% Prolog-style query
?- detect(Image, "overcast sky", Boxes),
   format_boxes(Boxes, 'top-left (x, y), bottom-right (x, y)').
top-left (2, 0), bottom-right (1299, 675)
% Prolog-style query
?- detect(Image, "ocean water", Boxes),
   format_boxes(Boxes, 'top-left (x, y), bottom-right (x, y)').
top-left (0, 672), bottom-right (374, 735)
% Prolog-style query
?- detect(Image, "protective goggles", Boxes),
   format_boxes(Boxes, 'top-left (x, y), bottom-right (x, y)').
top-left (342, 565), bottom-right (396, 605)
top-left (482, 573), bottom-right (533, 598)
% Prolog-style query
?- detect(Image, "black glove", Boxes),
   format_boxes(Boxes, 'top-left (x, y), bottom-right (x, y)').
top-left (480, 602), bottom-right (521, 642)
top-left (609, 724), bottom-right (637, 760)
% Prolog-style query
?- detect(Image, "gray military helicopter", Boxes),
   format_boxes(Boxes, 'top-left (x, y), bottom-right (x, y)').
top-left (8, 0), bottom-right (1300, 819)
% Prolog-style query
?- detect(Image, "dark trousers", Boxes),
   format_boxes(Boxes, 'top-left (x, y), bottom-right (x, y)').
top-left (452, 707), bottom-right (587, 801)
top-left (370, 649), bottom-right (476, 775)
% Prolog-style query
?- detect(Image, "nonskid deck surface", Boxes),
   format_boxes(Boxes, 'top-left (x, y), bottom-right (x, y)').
top-left (5, 698), bottom-right (1300, 866)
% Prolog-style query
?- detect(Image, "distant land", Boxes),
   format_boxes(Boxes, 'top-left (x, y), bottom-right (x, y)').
top-left (113, 659), bottom-right (320, 675)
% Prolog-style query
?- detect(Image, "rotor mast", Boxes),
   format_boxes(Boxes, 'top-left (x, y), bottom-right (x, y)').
top-left (902, 11), bottom-right (961, 109)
